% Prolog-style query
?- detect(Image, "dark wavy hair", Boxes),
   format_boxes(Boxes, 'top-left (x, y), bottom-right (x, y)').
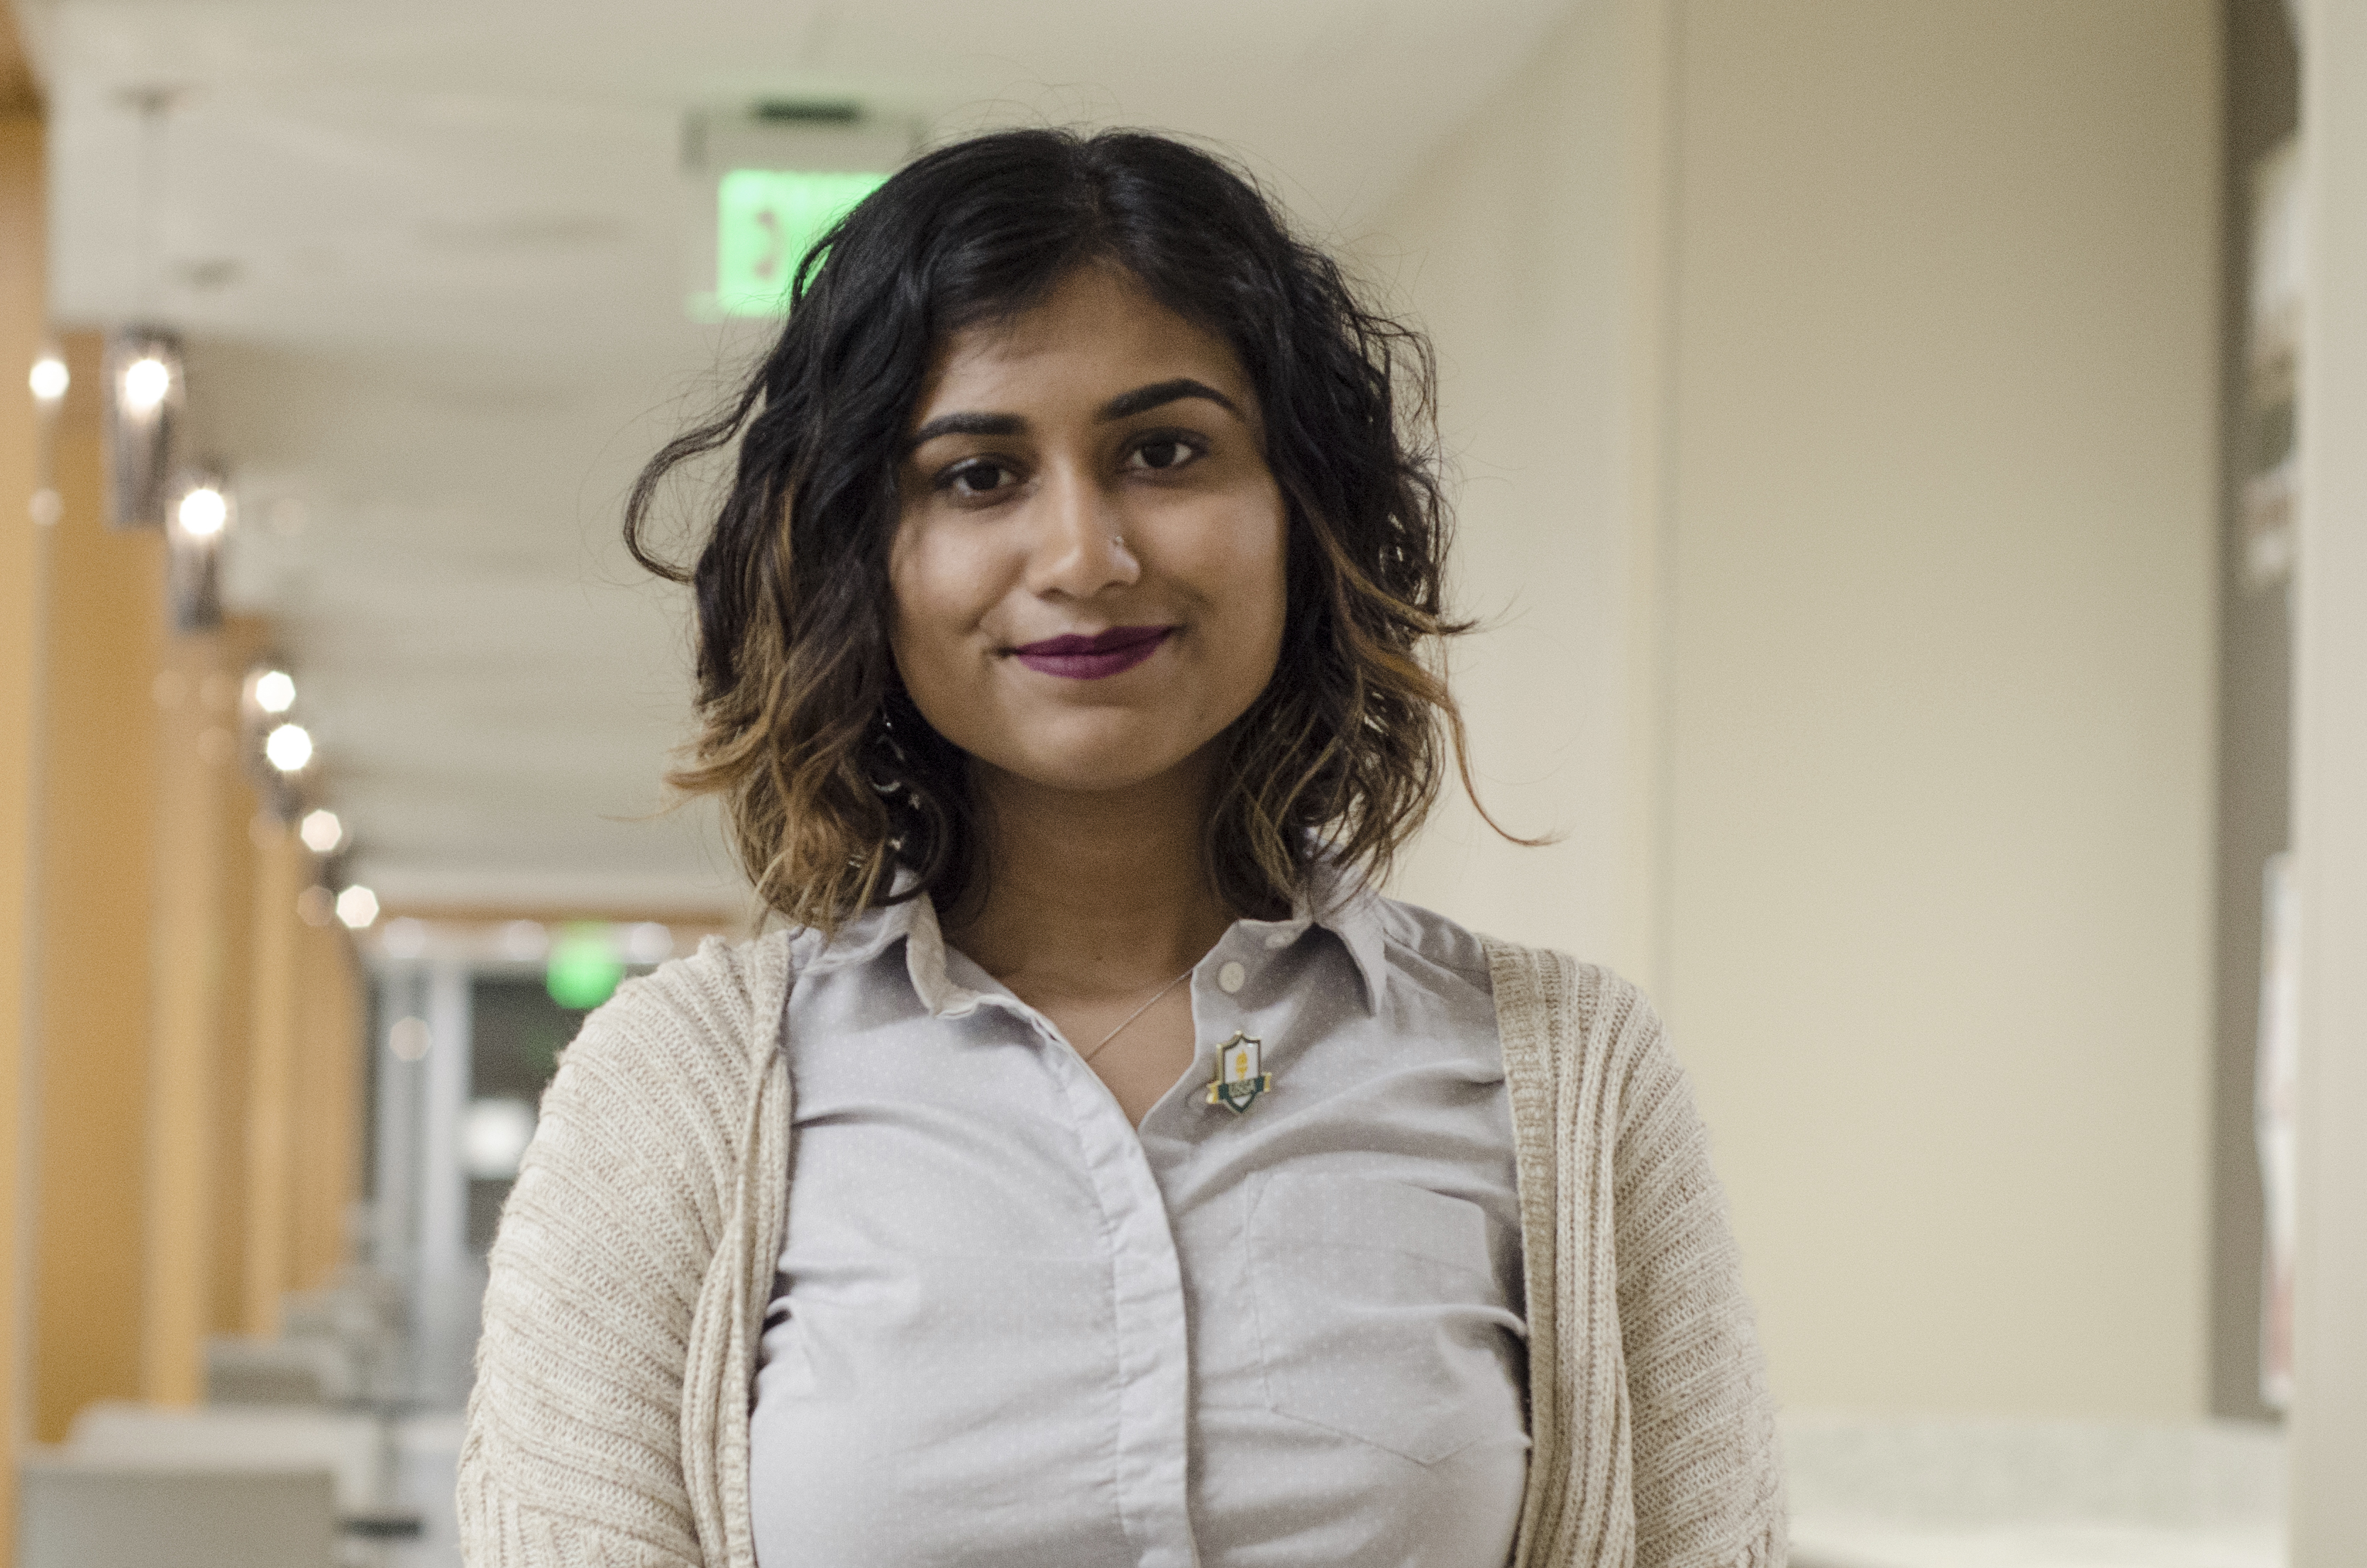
top-left (627, 126), bottom-right (1504, 932)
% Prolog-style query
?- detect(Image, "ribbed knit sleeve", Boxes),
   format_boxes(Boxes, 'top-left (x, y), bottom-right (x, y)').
top-left (1604, 979), bottom-right (1787, 1568)
top-left (1488, 944), bottom-right (1786, 1568)
top-left (456, 935), bottom-right (793, 1568)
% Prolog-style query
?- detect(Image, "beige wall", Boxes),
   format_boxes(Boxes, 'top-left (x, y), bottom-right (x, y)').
top-left (2292, 0), bottom-right (2367, 1550)
top-left (1362, 0), bottom-right (1669, 983)
top-left (1374, 0), bottom-right (2220, 1416)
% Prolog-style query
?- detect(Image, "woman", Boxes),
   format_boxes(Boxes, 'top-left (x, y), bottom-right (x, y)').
top-left (458, 128), bottom-right (1784, 1568)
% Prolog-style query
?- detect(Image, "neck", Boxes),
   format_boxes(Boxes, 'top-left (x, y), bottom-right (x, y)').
top-left (946, 751), bottom-right (1235, 998)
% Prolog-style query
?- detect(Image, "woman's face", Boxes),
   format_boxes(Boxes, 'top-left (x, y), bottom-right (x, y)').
top-left (889, 265), bottom-right (1289, 799)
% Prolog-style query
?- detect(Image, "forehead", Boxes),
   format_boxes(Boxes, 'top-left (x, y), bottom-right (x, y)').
top-left (912, 265), bottom-right (1254, 419)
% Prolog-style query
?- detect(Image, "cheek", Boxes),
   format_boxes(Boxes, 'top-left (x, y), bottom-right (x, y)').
top-left (1162, 492), bottom-right (1290, 722)
top-left (885, 519), bottom-right (1019, 747)
top-left (1218, 494), bottom-right (1291, 655)
top-left (1256, 512), bottom-right (1290, 637)
top-left (885, 522), bottom-right (959, 689)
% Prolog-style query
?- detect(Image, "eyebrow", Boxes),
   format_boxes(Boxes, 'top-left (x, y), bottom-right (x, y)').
top-left (1099, 377), bottom-right (1242, 422)
top-left (903, 377), bottom-right (1245, 453)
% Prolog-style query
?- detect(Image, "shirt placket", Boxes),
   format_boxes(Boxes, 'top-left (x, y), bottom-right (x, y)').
top-left (1005, 995), bottom-right (1202, 1568)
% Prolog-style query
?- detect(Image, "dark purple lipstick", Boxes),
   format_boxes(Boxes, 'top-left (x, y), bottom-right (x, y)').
top-left (1012, 625), bottom-right (1174, 680)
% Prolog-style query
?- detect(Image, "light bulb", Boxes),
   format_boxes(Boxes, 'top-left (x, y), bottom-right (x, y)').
top-left (29, 355), bottom-right (67, 404)
top-left (500, 920), bottom-right (549, 961)
top-left (625, 922), bottom-right (675, 964)
top-left (387, 1016), bottom-right (431, 1060)
top-left (297, 808), bottom-right (343, 854)
top-left (177, 485), bottom-right (228, 537)
top-left (264, 722), bottom-right (314, 773)
top-left (253, 669), bottom-right (296, 714)
top-left (336, 884), bottom-right (380, 929)
top-left (464, 1098), bottom-right (537, 1178)
top-left (121, 355), bottom-right (170, 414)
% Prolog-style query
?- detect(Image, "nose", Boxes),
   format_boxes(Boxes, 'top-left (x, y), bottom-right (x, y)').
top-left (1025, 463), bottom-right (1139, 599)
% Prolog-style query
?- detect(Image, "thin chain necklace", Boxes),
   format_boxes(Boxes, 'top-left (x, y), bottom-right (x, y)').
top-left (1079, 965), bottom-right (1196, 1064)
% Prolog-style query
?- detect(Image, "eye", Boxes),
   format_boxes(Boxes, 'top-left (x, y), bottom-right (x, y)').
top-left (1125, 434), bottom-right (1205, 473)
top-left (939, 458), bottom-right (1018, 499)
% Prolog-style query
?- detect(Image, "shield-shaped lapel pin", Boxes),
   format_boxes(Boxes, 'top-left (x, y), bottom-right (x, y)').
top-left (1205, 1031), bottom-right (1273, 1115)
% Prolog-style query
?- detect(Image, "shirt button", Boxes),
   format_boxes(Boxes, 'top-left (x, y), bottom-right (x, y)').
top-left (1218, 961), bottom-right (1247, 994)
top-left (1264, 932), bottom-right (1293, 950)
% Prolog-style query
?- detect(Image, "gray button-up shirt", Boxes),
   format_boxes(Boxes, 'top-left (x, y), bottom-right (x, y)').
top-left (749, 876), bottom-right (1529, 1567)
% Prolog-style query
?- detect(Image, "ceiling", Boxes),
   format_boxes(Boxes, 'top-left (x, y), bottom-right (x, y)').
top-left (20, 0), bottom-right (1576, 917)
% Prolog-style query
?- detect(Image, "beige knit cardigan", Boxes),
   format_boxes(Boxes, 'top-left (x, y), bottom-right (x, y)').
top-left (458, 931), bottom-right (1786, 1568)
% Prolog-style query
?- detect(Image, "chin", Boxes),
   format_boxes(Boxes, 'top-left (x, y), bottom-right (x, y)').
top-left (976, 717), bottom-right (1212, 797)
top-left (1000, 748), bottom-right (1196, 797)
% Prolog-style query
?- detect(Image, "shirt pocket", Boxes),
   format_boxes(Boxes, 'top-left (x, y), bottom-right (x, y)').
top-left (1245, 1170), bottom-right (1523, 1465)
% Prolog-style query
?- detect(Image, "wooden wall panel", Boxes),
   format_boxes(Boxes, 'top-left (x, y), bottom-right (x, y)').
top-left (140, 616), bottom-right (265, 1403)
top-left (242, 822), bottom-right (302, 1332)
top-left (292, 914), bottom-right (363, 1291)
top-left (29, 332), bottom-right (164, 1441)
top-left (1, 94), bottom-right (47, 1561)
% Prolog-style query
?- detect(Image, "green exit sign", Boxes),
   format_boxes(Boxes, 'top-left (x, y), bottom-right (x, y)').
top-left (716, 169), bottom-right (886, 316)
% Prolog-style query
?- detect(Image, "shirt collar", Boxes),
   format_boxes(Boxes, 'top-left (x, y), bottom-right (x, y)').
top-left (900, 893), bottom-right (986, 1017)
top-left (1290, 856), bottom-right (1388, 1014)
top-left (793, 883), bottom-right (976, 1016)
top-left (801, 858), bottom-right (1389, 1019)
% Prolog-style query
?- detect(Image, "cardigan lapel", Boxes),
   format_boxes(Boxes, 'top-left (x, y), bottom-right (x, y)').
top-left (1488, 939), bottom-right (1637, 1568)
top-left (689, 929), bottom-right (800, 1568)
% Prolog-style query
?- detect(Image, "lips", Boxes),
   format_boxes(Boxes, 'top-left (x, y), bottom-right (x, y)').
top-left (1011, 625), bottom-right (1174, 680)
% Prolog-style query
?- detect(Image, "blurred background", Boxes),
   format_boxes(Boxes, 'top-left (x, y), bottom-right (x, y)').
top-left (4, 1), bottom-right (2367, 1565)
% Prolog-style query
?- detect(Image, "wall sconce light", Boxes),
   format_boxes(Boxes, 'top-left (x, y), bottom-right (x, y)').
top-left (249, 667), bottom-right (296, 715)
top-left (241, 661), bottom-right (308, 818)
top-left (28, 347), bottom-right (68, 527)
top-left (263, 722), bottom-right (314, 774)
top-left (28, 350), bottom-right (68, 407)
top-left (335, 885), bottom-right (381, 929)
top-left (165, 465), bottom-right (231, 632)
top-left (177, 481), bottom-right (228, 537)
top-left (297, 808), bottom-right (344, 854)
top-left (104, 328), bottom-right (184, 530)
